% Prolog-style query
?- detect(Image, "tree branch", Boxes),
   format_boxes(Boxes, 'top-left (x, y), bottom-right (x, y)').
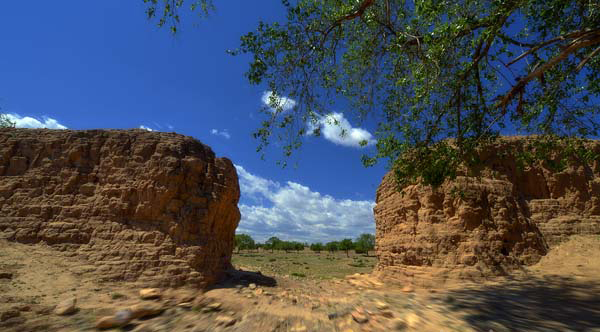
top-left (576, 45), bottom-right (600, 72)
top-left (320, 0), bottom-right (375, 46)
top-left (499, 33), bottom-right (600, 112)
top-left (507, 29), bottom-right (600, 66)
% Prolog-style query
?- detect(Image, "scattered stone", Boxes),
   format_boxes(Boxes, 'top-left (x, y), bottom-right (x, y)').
top-left (249, 283), bottom-right (257, 290)
top-left (0, 272), bottom-right (13, 279)
top-left (351, 311), bottom-right (369, 324)
top-left (391, 318), bottom-right (407, 330)
top-left (214, 315), bottom-right (236, 326)
top-left (95, 309), bottom-right (133, 329)
top-left (177, 302), bottom-right (193, 309)
top-left (129, 303), bottom-right (165, 319)
top-left (139, 288), bottom-right (161, 300)
top-left (179, 292), bottom-right (199, 303)
top-left (375, 301), bottom-right (389, 310)
top-left (201, 302), bottom-right (222, 313)
top-left (404, 313), bottom-right (420, 328)
top-left (401, 285), bottom-right (414, 293)
top-left (254, 288), bottom-right (264, 295)
top-left (54, 298), bottom-right (77, 316)
top-left (380, 310), bottom-right (394, 318)
top-left (207, 302), bottom-right (222, 310)
top-left (290, 323), bottom-right (308, 332)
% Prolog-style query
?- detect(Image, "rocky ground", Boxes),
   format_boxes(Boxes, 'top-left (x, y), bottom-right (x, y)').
top-left (1, 236), bottom-right (600, 332)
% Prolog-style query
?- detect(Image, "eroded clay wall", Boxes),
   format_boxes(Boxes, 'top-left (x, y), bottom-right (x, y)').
top-left (0, 129), bottom-right (240, 287)
top-left (374, 138), bottom-right (600, 285)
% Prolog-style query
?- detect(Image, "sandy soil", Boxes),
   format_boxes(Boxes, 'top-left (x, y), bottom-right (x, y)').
top-left (1, 236), bottom-right (599, 332)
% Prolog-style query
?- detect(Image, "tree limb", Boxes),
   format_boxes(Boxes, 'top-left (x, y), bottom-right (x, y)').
top-left (320, 0), bottom-right (375, 46)
top-left (499, 33), bottom-right (600, 112)
top-left (576, 45), bottom-right (600, 72)
top-left (507, 29), bottom-right (600, 66)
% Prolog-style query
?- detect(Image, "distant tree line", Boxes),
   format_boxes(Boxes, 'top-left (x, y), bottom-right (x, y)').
top-left (234, 233), bottom-right (375, 256)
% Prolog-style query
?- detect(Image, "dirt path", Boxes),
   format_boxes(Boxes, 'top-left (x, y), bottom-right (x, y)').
top-left (1, 236), bottom-right (599, 331)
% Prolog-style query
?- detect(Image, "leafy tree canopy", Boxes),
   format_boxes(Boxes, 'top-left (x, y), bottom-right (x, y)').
top-left (339, 238), bottom-right (354, 250)
top-left (143, 0), bottom-right (214, 34)
top-left (234, 234), bottom-right (256, 251)
top-left (325, 241), bottom-right (339, 252)
top-left (310, 242), bottom-right (324, 252)
top-left (265, 236), bottom-right (282, 248)
top-left (354, 233), bottom-right (375, 253)
top-left (151, 0), bottom-right (600, 187)
top-left (0, 114), bottom-right (15, 128)
top-left (339, 238), bottom-right (354, 257)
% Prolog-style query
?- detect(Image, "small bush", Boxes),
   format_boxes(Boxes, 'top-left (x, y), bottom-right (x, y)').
top-left (291, 272), bottom-right (306, 278)
top-left (269, 258), bottom-right (276, 262)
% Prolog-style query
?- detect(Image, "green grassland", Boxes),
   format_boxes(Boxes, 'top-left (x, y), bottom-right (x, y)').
top-left (231, 249), bottom-right (377, 280)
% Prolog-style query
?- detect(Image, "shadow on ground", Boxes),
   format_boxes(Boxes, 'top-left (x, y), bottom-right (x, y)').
top-left (210, 268), bottom-right (277, 289)
top-left (443, 275), bottom-right (600, 331)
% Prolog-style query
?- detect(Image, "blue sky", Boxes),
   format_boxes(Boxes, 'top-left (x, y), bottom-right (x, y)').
top-left (0, 0), bottom-right (386, 243)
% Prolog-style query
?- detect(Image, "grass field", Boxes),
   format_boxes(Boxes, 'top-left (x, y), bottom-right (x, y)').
top-left (231, 249), bottom-right (377, 280)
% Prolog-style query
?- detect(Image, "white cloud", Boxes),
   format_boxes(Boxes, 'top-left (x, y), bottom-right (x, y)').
top-left (261, 91), bottom-right (297, 113)
top-left (309, 112), bottom-right (376, 148)
top-left (236, 165), bottom-right (279, 199)
top-left (5, 113), bottom-right (67, 129)
top-left (235, 165), bottom-right (375, 243)
top-left (211, 129), bottom-right (231, 139)
top-left (167, 124), bottom-right (174, 130)
top-left (139, 125), bottom-right (155, 131)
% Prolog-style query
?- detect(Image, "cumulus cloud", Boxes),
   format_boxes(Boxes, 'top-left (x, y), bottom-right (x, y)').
top-left (139, 125), bottom-right (155, 131)
top-left (5, 114), bottom-right (67, 129)
top-left (261, 91), bottom-right (297, 113)
top-left (211, 129), bottom-right (231, 139)
top-left (309, 112), bottom-right (376, 148)
top-left (235, 165), bottom-right (375, 243)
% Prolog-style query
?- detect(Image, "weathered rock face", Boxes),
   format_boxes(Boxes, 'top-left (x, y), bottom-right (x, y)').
top-left (374, 138), bottom-right (600, 286)
top-left (0, 128), bottom-right (240, 287)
